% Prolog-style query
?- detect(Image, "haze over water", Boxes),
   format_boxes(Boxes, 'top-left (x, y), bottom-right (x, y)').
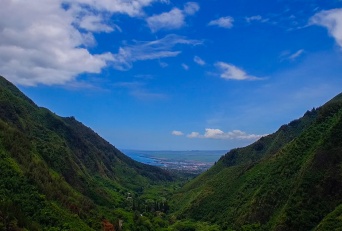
top-left (123, 150), bottom-right (226, 173)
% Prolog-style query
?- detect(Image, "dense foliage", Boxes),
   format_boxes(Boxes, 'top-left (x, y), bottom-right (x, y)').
top-left (0, 76), bottom-right (177, 230)
top-left (172, 93), bottom-right (342, 230)
top-left (1, 75), bottom-right (342, 231)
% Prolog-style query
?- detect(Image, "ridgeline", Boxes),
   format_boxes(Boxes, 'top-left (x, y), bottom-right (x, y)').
top-left (173, 93), bottom-right (342, 230)
top-left (1, 75), bottom-right (342, 230)
top-left (0, 76), bottom-right (173, 230)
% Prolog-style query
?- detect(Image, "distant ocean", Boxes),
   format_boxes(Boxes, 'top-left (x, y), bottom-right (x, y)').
top-left (122, 149), bottom-right (226, 166)
top-left (123, 151), bottom-right (164, 166)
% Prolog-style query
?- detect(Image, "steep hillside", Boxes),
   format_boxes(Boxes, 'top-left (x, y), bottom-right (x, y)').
top-left (0, 76), bottom-right (173, 230)
top-left (2, 73), bottom-right (342, 231)
top-left (173, 93), bottom-right (342, 230)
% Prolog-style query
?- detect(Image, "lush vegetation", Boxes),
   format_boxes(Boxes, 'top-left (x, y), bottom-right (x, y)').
top-left (1, 75), bottom-right (342, 231)
top-left (0, 76), bottom-right (179, 230)
top-left (172, 93), bottom-right (342, 230)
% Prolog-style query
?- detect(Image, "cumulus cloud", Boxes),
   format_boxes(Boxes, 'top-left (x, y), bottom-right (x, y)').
top-left (77, 14), bottom-right (118, 33)
top-left (68, 0), bottom-right (170, 32)
top-left (187, 132), bottom-right (200, 138)
top-left (194, 56), bottom-right (206, 66)
top-left (146, 2), bottom-right (200, 32)
top-left (0, 0), bottom-right (117, 86)
top-left (183, 2), bottom-right (200, 15)
top-left (208, 16), bottom-right (234, 28)
top-left (187, 129), bottom-right (266, 140)
top-left (147, 8), bottom-right (185, 32)
top-left (310, 8), bottom-right (342, 48)
top-left (111, 34), bottom-right (202, 70)
top-left (66, 0), bottom-right (167, 17)
top-left (215, 62), bottom-right (260, 80)
top-left (172, 130), bottom-right (184, 136)
top-left (0, 0), bottom-right (172, 86)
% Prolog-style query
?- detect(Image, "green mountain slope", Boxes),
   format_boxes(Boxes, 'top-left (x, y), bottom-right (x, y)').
top-left (173, 93), bottom-right (342, 230)
top-left (0, 76), bottom-right (173, 230)
top-left (2, 74), bottom-right (342, 231)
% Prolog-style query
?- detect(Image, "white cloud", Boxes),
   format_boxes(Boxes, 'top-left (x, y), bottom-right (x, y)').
top-left (279, 49), bottom-right (305, 62)
top-left (310, 8), bottom-right (342, 48)
top-left (0, 0), bottom-right (116, 86)
top-left (288, 49), bottom-right (305, 60)
top-left (187, 132), bottom-right (200, 138)
top-left (183, 2), bottom-right (200, 15)
top-left (77, 14), bottom-right (117, 33)
top-left (194, 56), bottom-right (205, 66)
top-left (68, 0), bottom-right (170, 33)
top-left (182, 63), bottom-right (189, 70)
top-left (111, 34), bottom-right (202, 70)
top-left (147, 8), bottom-right (185, 32)
top-left (204, 128), bottom-right (224, 138)
top-left (0, 0), bottom-right (173, 86)
top-left (187, 128), bottom-right (266, 140)
top-left (246, 15), bottom-right (263, 23)
top-left (208, 16), bottom-right (234, 29)
top-left (146, 2), bottom-right (199, 32)
top-left (66, 0), bottom-right (167, 17)
top-left (172, 130), bottom-right (184, 136)
top-left (215, 62), bottom-right (260, 80)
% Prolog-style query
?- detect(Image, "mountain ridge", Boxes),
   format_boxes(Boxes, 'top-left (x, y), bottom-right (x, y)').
top-left (1, 74), bottom-right (342, 230)
top-left (0, 75), bottom-right (173, 230)
top-left (172, 91), bottom-right (342, 230)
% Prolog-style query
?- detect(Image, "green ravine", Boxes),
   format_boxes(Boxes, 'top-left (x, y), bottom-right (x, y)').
top-left (0, 75), bottom-right (342, 231)
top-left (0, 76), bottom-right (176, 230)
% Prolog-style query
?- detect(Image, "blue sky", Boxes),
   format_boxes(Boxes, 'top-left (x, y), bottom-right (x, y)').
top-left (1, 0), bottom-right (342, 150)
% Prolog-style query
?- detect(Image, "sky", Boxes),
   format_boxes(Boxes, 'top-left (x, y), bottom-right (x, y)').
top-left (1, 0), bottom-right (342, 150)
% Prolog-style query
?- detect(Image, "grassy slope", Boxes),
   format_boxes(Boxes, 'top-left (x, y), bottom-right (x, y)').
top-left (0, 76), bottom-right (173, 230)
top-left (173, 93), bottom-right (342, 231)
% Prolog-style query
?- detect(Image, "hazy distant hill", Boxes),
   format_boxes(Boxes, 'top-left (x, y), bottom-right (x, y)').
top-left (173, 92), bottom-right (342, 230)
top-left (0, 76), bottom-right (172, 230)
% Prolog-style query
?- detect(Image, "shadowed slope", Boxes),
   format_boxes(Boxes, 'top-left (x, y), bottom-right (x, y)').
top-left (0, 76), bottom-right (172, 230)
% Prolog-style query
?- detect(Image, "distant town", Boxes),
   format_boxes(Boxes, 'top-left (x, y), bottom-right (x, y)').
top-left (123, 150), bottom-right (224, 174)
top-left (158, 159), bottom-right (214, 174)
